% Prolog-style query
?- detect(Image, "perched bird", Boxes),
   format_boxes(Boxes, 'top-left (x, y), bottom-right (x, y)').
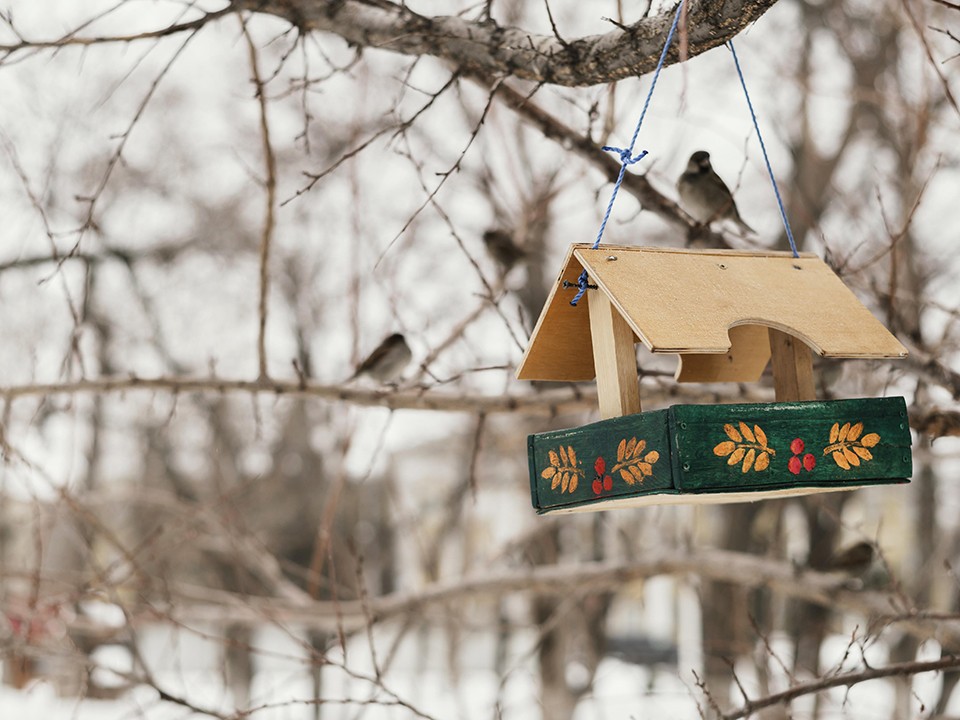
top-left (482, 229), bottom-right (526, 272)
top-left (348, 333), bottom-right (412, 384)
top-left (677, 150), bottom-right (755, 235)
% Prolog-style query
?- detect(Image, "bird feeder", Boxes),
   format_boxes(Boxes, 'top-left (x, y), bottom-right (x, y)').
top-left (518, 245), bottom-right (912, 514)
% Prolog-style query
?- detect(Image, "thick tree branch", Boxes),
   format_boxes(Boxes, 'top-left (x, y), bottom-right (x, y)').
top-left (236, 0), bottom-right (781, 87)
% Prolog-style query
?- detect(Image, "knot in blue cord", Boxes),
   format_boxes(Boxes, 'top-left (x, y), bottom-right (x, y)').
top-left (602, 146), bottom-right (649, 167)
top-left (568, 0), bottom-right (685, 307)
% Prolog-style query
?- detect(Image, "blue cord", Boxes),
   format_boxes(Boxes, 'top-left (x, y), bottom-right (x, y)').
top-left (727, 40), bottom-right (799, 258)
top-left (569, 0), bottom-right (686, 306)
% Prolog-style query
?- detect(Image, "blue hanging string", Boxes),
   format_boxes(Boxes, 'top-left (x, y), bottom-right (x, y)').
top-left (569, 0), bottom-right (686, 306)
top-left (727, 40), bottom-right (799, 258)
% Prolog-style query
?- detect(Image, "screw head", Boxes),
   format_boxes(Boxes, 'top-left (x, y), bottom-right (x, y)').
top-left (606, 255), bottom-right (618, 261)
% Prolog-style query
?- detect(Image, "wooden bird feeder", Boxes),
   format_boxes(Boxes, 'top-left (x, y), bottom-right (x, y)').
top-left (518, 245), bottom-right (912, 514)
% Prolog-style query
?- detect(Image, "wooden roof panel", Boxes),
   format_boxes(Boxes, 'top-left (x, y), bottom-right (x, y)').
top-left (516, 245), bottom-right (907, 383)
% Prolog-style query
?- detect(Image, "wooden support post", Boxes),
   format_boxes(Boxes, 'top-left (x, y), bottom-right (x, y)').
top-left (768, 328), bottom-right (816, 402)
top-left (587, 289), bottom-right (641, 419)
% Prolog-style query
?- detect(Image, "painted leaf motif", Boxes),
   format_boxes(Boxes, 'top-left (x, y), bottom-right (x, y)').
top-left (544, 445), bottom-right (584, 494)
top-left (714, 441), bottom-right (736, 457)
top-left (754, 452), bottom-right (770, 471)
top-left (848, 422), bottom-right (863, 442)
top-left (853, 446), bottom-right (873, 461)
top-left (610, 437), bottom-right (660, 486)
top-left (838, 422), bottom-right (851, 442)
top-left (754, 425), bottom-right (768, 448)
top-left (728, 447), bottom-right (746, 466)
top-left (724, 423), bottom-right (743, 442)
top-left (843, 447), bottom-right (860, 466)
top-left (742, 448), bottom-right (756, 473)
top-left (832, 451), bottom-right (850, 470)
top-left (739, 422), bottom-right (756, 443)
top-left (823, 422), bottom-right (879, 472)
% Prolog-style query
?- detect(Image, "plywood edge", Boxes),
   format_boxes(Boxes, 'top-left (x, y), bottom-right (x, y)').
top-left (574, 244), bottom-right (820, 259)
top-left (516, 244), bottom-right (596, 381)
top-left (536, 483), bottom-right (888, 514)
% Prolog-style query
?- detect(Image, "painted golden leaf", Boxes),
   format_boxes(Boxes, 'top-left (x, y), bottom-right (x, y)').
top-left (755, 451), bottom-right (770, 471)
top-left (754, 425), bottom-right (768, 448)
top-left (739, 422), bottom-right (756, 443)
top-left (620, 469), bottom-right (633, 483)
top-left (843, 447), bottom-right (860, 466)
top-left (832, 450), bottom-right (850, 470)
top-left (637, 462), bottom-right (652, 476)
top-left (853, 446), bottom-right (873, 461)
top-left (629, 466), bottom-right (644, 484)
top-left (838, 422), bottom-right (851, 442)
top-left (549, 450), bottom-right (560, 467)
top-left (617, 438), bottom-right (627, 462)
top-left (561, 472), bottom-right (570, 493)
top-left (559, 445), bottom-right (569, 465)
top-left (551, 472), bottom-right (561, 490)
top-left (724, 423), bottom-right (743, 442)
top-left (830, 422), bottom-right (840, 443)
top-left (644, 450), bottom-right (660, 464)
top-left (625, 437), bottom-right (638, 459)
top-left (742, 448), bottom-right (756, 473)
top-left (728, 447), bottom-right (746, 466)
top-left (861, 433), bottom-right (880, 448)
top-left (848, 422), bottom-right (863, 442)
top-left (569, 475), bottom-right (578, 493)
top-left (714, 441), bottom-right (736, 457)
top-left (632, 439), bottom-right (647, 458)
top-left (542, 466), bottom-right (557, 480)
top-left (567, 446), bottom-right (578, 467)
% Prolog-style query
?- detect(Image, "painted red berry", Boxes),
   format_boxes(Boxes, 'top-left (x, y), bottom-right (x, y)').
top-left (790, 438), bottom-right (805, 455)
top-left (803, 453), bottom-right (816, 471)
top-left (788, 456), bottom-right (802, 475)
top-left (594, 456), bottom-right (606, 475)
top-left (592, 479), bottom-right (603, 495)
top-left (603, 475), bottom-right (613, 491)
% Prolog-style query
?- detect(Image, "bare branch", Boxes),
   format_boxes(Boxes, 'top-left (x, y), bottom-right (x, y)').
top-left (233, 0), bottom-right (781, 87)
top-left (722, 655), bottom-right (960, 719)
top-left (239, 15), bottom-right (279, 381)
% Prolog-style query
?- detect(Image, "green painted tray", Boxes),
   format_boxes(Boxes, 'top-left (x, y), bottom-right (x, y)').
top-left (528, 397), bottom-right (912, 514)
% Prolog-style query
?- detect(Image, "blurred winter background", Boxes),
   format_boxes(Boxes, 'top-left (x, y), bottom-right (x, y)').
top-left (0, 0), bottom-right (959, 718)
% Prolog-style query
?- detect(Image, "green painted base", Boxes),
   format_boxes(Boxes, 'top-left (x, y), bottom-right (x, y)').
top-left (529, 397), bottom-right (912, 514)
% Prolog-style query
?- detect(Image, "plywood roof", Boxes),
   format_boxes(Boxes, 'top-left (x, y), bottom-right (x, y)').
top-left (516, 245), bottom-right (907, 383)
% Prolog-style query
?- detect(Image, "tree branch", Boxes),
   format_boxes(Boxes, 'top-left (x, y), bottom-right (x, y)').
top-left (236, 0), bottom-right (781, 87)
top-left (722, 655), bottom-right (960, 719)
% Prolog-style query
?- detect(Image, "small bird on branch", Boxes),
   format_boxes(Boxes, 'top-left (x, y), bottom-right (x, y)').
top-left (677, 150), bottom-right (755, 240)
top-left (348, 333), bottom-right (412, 385)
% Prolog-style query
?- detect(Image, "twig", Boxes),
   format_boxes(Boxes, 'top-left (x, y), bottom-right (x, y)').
top-left (722, 655), bottom-right (960, 719)
top-left (239, 16), bottom-right (278, 381)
